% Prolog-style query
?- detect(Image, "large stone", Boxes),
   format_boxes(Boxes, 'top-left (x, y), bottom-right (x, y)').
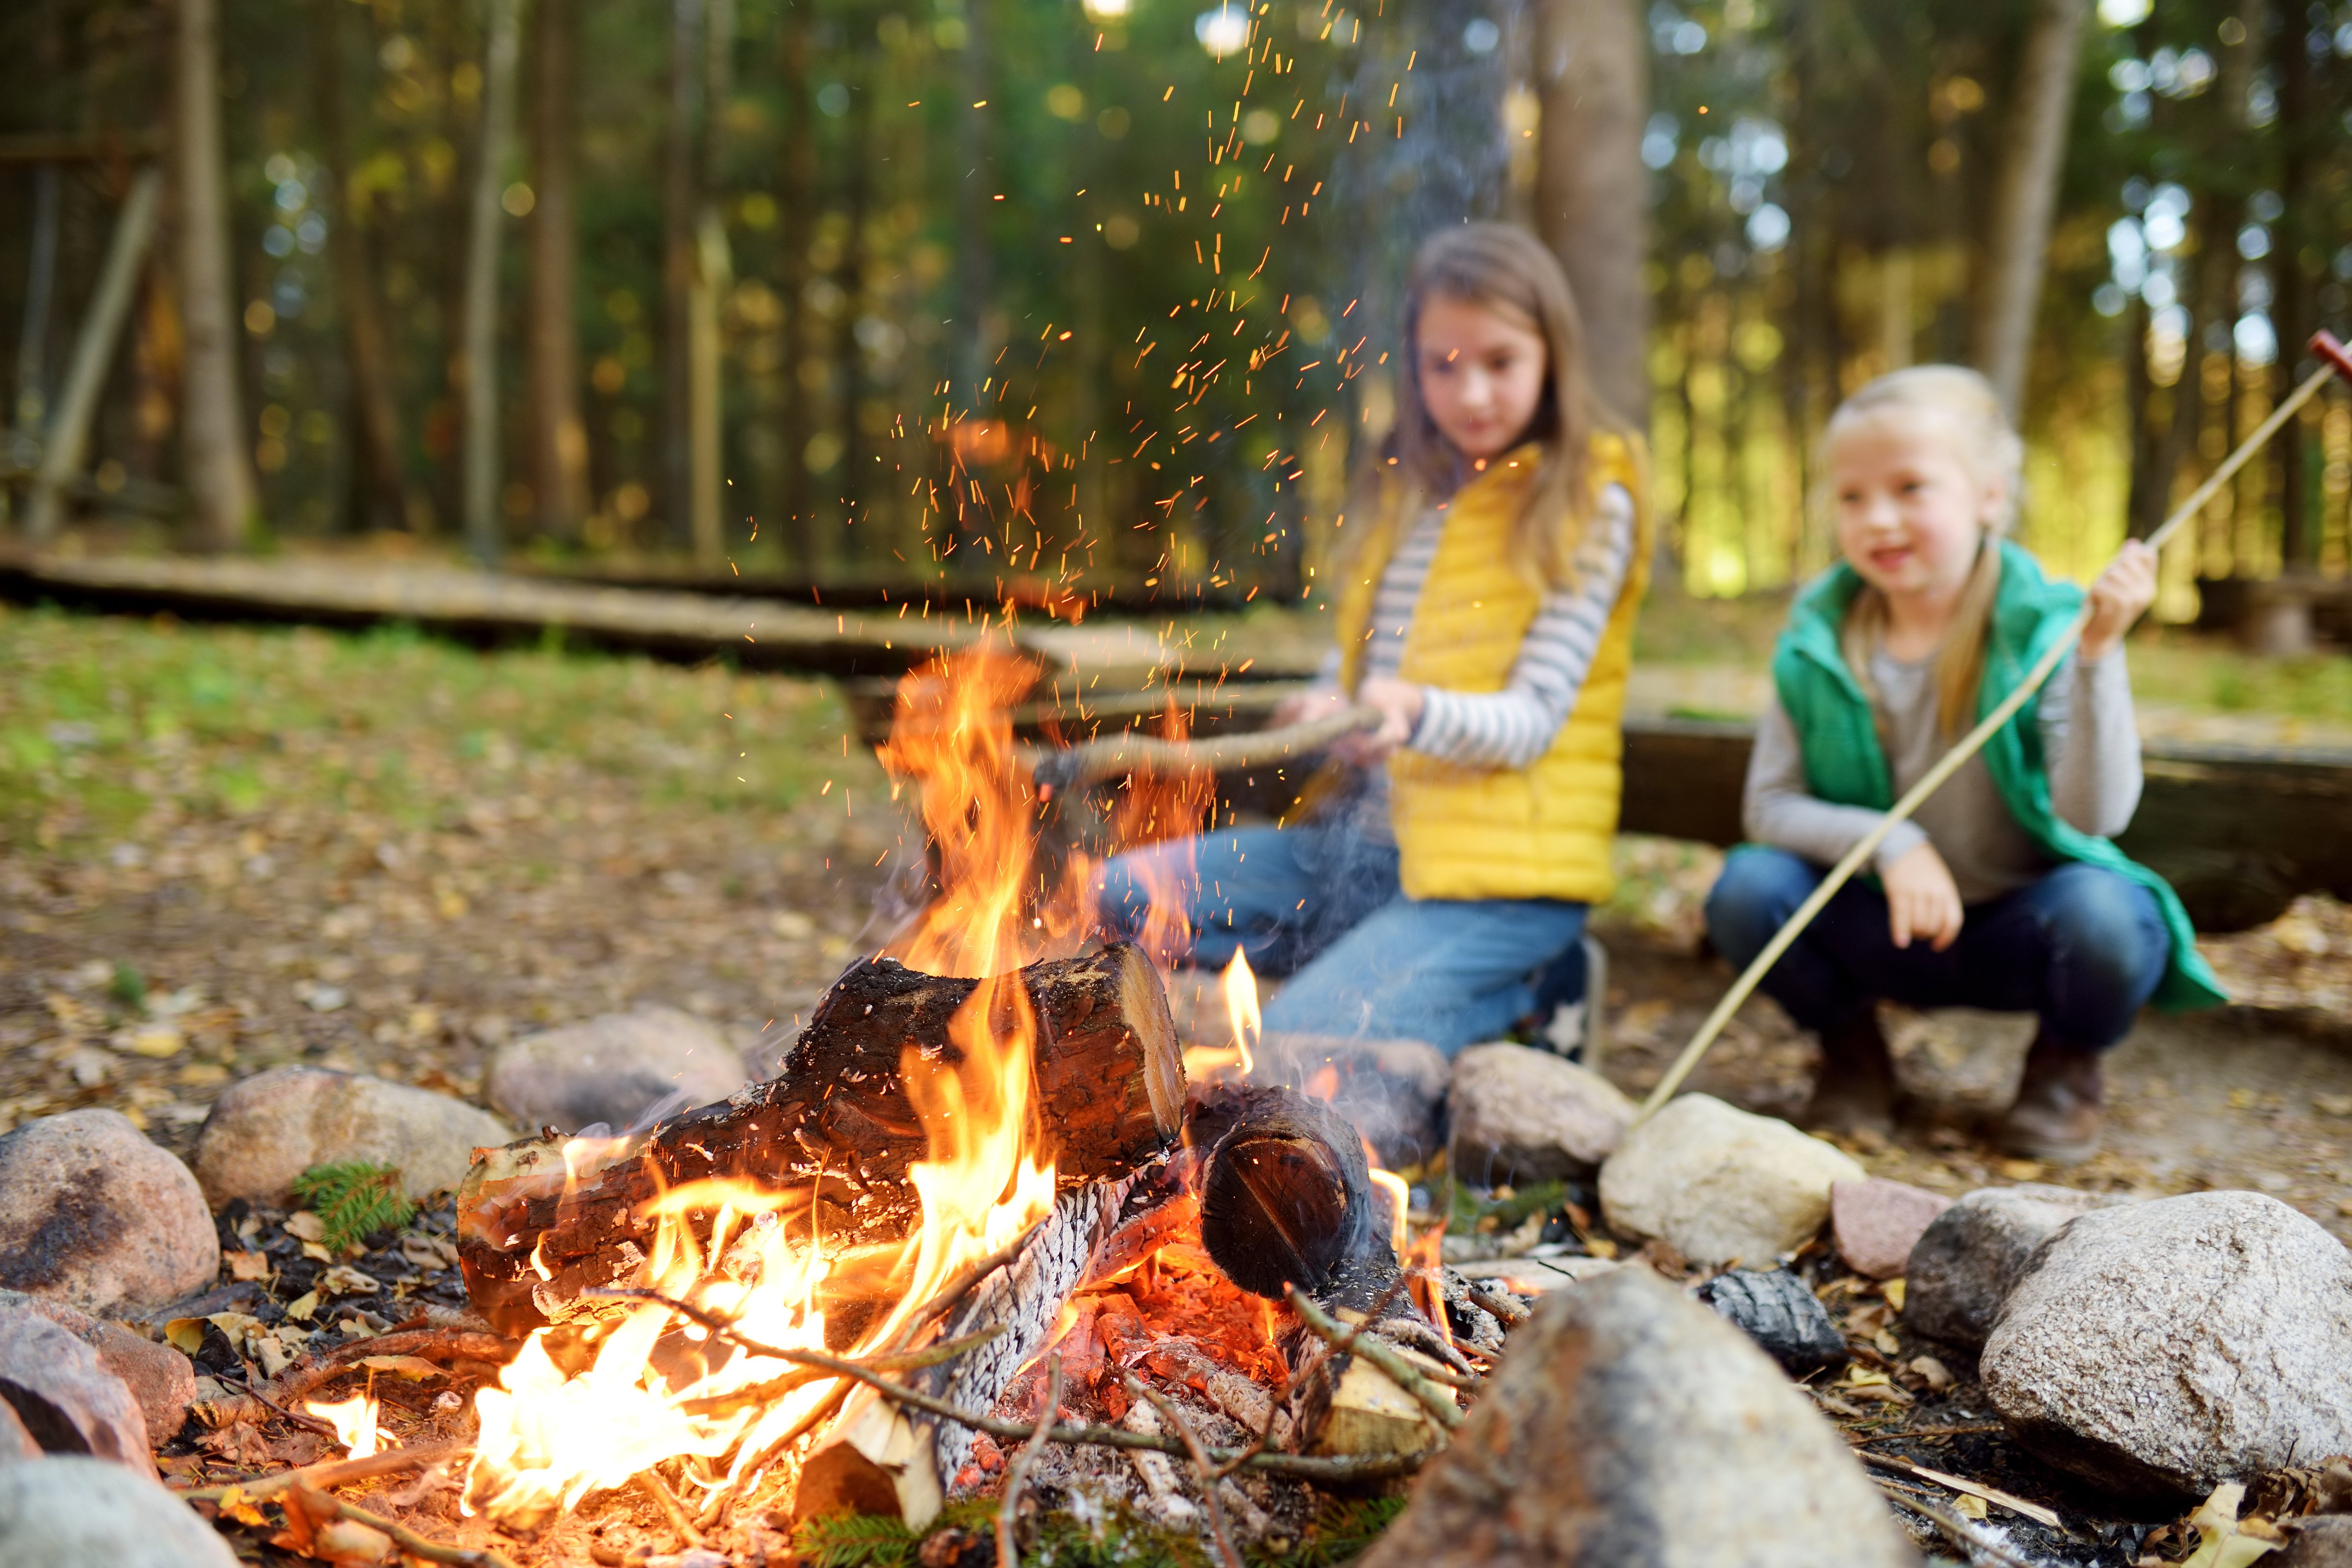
top-left (0, 1314), bottom-right (152, 1474)
top-left (0, 1293), bottom-right (195, 1445)
top-left (487, 1005), bottom-right (751, 1135)
top-left (0, 1456), bottom-right (242, 1567)
top-left (1598, 1094), bottom-right (1865, 1267)
top-left (1355, 1267), bottom-right (1917, 1568)
top-left (1831, 1178), bottom-right (1954, 1281)
top-left (1255, 1032), bottom-right (1452, 1168)
top-left (1448, 1042), bottom-right (1636, 1185)
top-left (0, 1111), bottom-right (217, 1319)
top-left (0, 1400), bottom-right (38, 1461)
top-left (1982, 1190), bottom-right (2352, 1500)
top-left (2278, 1518), bottom-right (2352, 1568)
top-left (192, 1066), bottom-right (515, 1206)
top-left (1901, 1183), bottom-right (2122, 1349)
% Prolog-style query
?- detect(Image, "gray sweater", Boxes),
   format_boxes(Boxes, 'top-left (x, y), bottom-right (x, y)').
top-left (1743, 647), bottom-right (2143, 905)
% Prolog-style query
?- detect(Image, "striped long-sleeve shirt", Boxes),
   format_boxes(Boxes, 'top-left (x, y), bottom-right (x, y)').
top-left (1315, 483), bottom-right (1637, 841)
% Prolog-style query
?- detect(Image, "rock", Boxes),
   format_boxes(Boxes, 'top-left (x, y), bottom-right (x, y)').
top-left (2278, 1517), bottom-right (2352, 1568)
top-left (0, 1111), bottom-right (218, 1319)
top-left (1255, 1032), bottom-right (1452, 1168)
top-left (1354, 1267), bottom-right (1917, 1568)
top-left (0, 1293), bottom-right (196, 1445)
top-left (1446, 1042), bottom-right (1636, 1184)
top-left (0, 1456), bottom-right (242, 1566)
top-left (1597, 1094), bottom-right (1865, 1267)
top-left (1901, 1183), bottom-right (2123, 1349)
top-left (0, 1314), bottom-right (152, 1474)
top-left (487, 1005), bottom-right (751, 1135)
top-left (1831, 1178), bottom-right (1954, 1281)
top-left (192, 1066), bottom-right (515, 1207)
top-left (0, 1400), bottom-right (38, 1462)
top-left (1982, 1190), bottom-right (2352, 1501)
top-left (1697, 1269), bottom-right (1847, 1374)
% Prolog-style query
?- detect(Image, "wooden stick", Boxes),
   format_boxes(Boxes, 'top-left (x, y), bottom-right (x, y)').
top-left (597, 1287), bottom-right (1430, 1482)
top-left (1872, 1481), bottom-right (2044, 1568)
top-left (1125, 1374), bottom-right (1246, 1568)
top-left (1030, 704), bottom-right (1379, 790)
top-left (634, 1467), bottom-right (702, 1548)
top-left (1285, 1286), bottom-right (1463, 1433)
top-left (1857, 1450), bottom-right (2062, 1529)
top-left (996, 1355), bottom-right (1064, 1568)
top-left (288, 1484), bottom-right (519, 1568)
top-left (173, 1442), bottom-right (468, 1501)
top-left (1639, 341), bottom-right (2351, 1119)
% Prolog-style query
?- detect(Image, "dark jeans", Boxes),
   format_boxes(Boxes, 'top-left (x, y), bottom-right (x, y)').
top-left (1704, 846), bottom-right (2169, 1051)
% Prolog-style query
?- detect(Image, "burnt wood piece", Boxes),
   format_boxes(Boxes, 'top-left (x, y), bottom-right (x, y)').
top-left (456, 943), bottom-right (1184, 1338)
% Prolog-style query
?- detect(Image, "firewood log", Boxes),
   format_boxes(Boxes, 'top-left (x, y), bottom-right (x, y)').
top-left (455, 943), bottom-right (1184, 1338)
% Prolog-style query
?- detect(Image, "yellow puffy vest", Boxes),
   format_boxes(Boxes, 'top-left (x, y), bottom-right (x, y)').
top-left (1333, 433), bottom-right (1653, 904)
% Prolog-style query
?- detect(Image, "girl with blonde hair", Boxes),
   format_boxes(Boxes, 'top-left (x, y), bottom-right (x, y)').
top-left (1706, 365), bottom-right (2222, 1161)
top-left (1097, 222), bottom-right (1653, 1051)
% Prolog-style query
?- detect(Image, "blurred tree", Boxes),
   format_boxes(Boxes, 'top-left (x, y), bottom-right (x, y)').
top-left (1975, 0), bottom-right (2090, 419)
top-left (461, 0), bottom-right (522, 563)
top-left (1534, 0), bottom-right (1651, 428)
top-left (173, 0), bottom-right (257, 549)
top-left (528, 0), bottom-right (591, 541)
top-left (662, 0), bottom-right (704, 549)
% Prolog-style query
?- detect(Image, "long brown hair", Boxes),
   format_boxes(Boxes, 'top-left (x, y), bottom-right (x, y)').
top-left (1358, 223), bottom-right (1617, 590)
top-left (1824, 366), bottom-right (2025, 736)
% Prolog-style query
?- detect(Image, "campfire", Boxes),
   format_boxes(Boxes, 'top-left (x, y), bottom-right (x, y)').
top-left (375, 645), bottom-right (1464, 1559)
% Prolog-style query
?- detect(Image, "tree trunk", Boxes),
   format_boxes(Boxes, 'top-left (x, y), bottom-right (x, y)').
top-left (526, 0), bottom-right (589, 542)
top-left (1531, 0), bottom-right (1650, 430)
top-left (1971, 0), bottom-right (2089, 421)
top-left (459, 0), bottom-right (522, 565)
top-left (686, 0), bottom-right (733, 565)
top-left (662, 0), bottom-right (704, 550)
top-left (776, 2), bottom-right (816, 569)
top-left (14, 163), bottom-right (61, 439)
top-left (2270, 0), bottom-right (2314, 571)
top-left (317, 0), bottom-right (422, 536)
top-left (836, 53), bottom-right (872, 526)
top-left (173, 0), bottom-right (259, 551)
top-left (955, 0), bottom-right (992, 408)
top-left (455, 943), bottom-right (1185, 1339)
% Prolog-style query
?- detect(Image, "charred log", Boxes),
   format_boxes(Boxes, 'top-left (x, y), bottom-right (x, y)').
top-left (457, 943), bottom-right (1184, 1337)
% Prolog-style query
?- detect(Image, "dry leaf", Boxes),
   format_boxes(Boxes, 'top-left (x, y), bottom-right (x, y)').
top-left (358, 1354), bottom-right (443, 1381)
top-left (284, 1291), bottom-right (320, 1323)
top-left (1952, 1493), bottom-right (1989, 1520)
top-left (1908, 1354), bottom-right (1956, 1393)
top-left (165, 1317), bottom-right (209, 1355)
top-left (124, 1026), bottom-right (185, 1059)
top-left (2314, 1094), bottom-right (2352, 1118)
top-left (398, 1234), bottom-right (458, 1272)
top-left (284, 1211), bottom-right (328, 1243)
top-left (254, 1332), bottom-right (301, 1378)
top-left (215, 1483), bottom-right (270, 1529)
top-left (300, 1241), bottom-right (336, 1264)
top-left (225, 1250), bottom-right (271, 1282)
top-left (320, 1265), bottom-right (380, 1297)
top-left (1883, 1278), bottom-right (1907, 1312)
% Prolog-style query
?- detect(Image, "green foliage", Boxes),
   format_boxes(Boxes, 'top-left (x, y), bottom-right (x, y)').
top-left (1256, 1496), bottom-right (1408, 1568)
top-left (791, 1511), bottom-right (924, 1568)
top-left (290, 1162), bottom-right (417, 1252)
top-left (1448, 1175), bottom-right (1568, 1234)
top-left (107, 961), bottom-right (147, 1012)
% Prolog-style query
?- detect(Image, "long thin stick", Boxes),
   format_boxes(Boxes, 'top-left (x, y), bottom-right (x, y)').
top-left (1126, 1373), bottom-right (1246, 1568)
top-left (1638, 344), bottom-right (2349, 1119)
top-left (1030, 704), bottom-right (1378, 790)
top-left (998, 1356), bottom-right (1064, 1568)
top-left (289, 1484), bottom-right (519, 1568)
top-left (1286, 1286), bottom-right (1465, 1432)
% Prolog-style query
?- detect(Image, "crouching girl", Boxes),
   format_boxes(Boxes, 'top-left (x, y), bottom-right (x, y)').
top-left (1095, 223), bottom-right (1652, 1052)
top-left (1706, 366), bottom-right (2222, 1162)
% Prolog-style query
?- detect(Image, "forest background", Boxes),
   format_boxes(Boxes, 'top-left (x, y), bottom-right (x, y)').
top-left (1, 0), bottom-right (2349, 622)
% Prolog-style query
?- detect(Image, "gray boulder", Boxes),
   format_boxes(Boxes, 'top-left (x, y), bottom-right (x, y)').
top-left (0, 1111), bottom-right (217, 1319)
top-left (488, 1004), bottom-right (750, 1135)
top-left (1902, 1183), bottom-right (2125, 1349)
top-left (1255, 1031), bottom-right (1452, 1168)
top-left (192, 1066), bottom-right (514, 1206)
top-left (0, 1292), bottom-right (195, 1445)
top-left (2278, 1518), bottom-right (2352, 1568)
top-left (0, 1457), bottom-right (241, 1567)
top-left (1355, 1267), bottom-right (1917, 1568)
top-left (1448, 1042), bottom-right (1636, 1185)
top-left (1599, 1094), bottom-right (1865, 1267)
top-left (0, 1313), bottom-right (152, 1474)
top-left (1982, 1190), bottom-right (2352, 1500)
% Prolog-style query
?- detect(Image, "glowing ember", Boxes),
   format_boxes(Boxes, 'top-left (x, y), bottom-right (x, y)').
top-left (306, 1389), bottom-right (385, 1459)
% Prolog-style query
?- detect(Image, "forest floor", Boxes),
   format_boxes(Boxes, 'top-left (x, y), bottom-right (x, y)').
top-left (1, 599), bottom-right (2348, 1241)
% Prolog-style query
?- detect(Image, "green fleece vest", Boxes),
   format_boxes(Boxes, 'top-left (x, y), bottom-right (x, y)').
top-left (1771, 538), bottom-right (2225, 1011)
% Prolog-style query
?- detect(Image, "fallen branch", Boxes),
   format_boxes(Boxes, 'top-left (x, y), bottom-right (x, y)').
top-left (1463, 1283), bottom-right (1529, 1329)
top-left (1858, 1450), bottom-right (2062, 1530)
top-left (1872, 1481), bottom-right (2044, 1568)
top-left (1029, 705), bottom-right (1378, 792)
top-left (635, 1468), bottom-right (702, 1549)
top-left (677, 1326), bottom-right (1006, 1417)
top-left (286, 1482), bottom-right (519, 1568)
top-left (597, 1287), bottom-right (1431, 1482)
top-left (265, 1326), bottom-right (516, 1406)
top-left (997, 1355), bottom-right (1064, 1568)
top-left (1126, 1374), bottom-right (1244, 1568)
top-left (888, 1227), bottom-right (1043, 1351)
top-left (1286, 1287), bottom-right (1463, 1433)
top-left (1847, 1424), bottom-right (2007, 1445)
top-left (174, 1442), bottom-right (468, 1501)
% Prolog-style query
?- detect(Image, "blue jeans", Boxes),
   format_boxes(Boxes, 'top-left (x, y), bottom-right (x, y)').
top-left (1704, 845), bottom-right (2169, 1051)
top-left (1096, 823), bottom-right (1588, 1054)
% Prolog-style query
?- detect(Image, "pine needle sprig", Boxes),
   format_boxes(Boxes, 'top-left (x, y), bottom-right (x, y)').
top-left (289, 1161), bottom-right (416, 1252)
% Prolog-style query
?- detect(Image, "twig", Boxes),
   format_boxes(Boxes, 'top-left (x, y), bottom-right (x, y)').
top-left (701, 1380), bottom-right (850, 1531)
top-left (1286, 1287), bottom-right (1464, 1433)
top-left (1210, 1396), bottom-right (1280, 1482)
top-left (173, 1442), bottom-right (467, 1501)
top-left (677, 1325), bottom-right (1007, 1416)
top-left (635, 1467), bottom-right (702, 1548)
top-left (1126, 1375), bottom-right (1244, 1568)
top-left (264, 1326), bottom-right (515, 1405)
top-left (1873, 1481), bottom-right (2043, 1568)
top-left (1029, 704), bottom-right (1379, 791)
top-left (1847, 1423), bottom-right (2006, 1445)
top-left (234, 1376), bottom-right (343, 1439)
top-left (1857, 1451), bottom-right (2062, 1530)
top-left (886, 1221), bottom-right (1046, 1351)
top-left (287, 1483), bottom-right (519, 1568)
top-left (997, 1355), bottom-right (1064, 1568)
top-left (591, 1286), bottom-right (1430, 1482)
top-left (1464, 1284), bottom-right (1530, 1329)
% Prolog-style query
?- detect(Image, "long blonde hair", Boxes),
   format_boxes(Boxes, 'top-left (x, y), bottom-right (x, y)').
top-left (1824, 366), bottom-right (2025, 737)
top-left (1359, 223), bottom-right (1618, 590)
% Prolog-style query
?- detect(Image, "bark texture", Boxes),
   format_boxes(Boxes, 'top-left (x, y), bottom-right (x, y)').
top-left (527, 0), bottom-right (590, 541)
top-left (1973, 0), bottom-right (2089, 419)
top-left (173, 0), bottom-right (258, 551)
top-left (460, 0), bottom-right (522, 564)
top-left (1533, 0), bottom-right (1650, 429)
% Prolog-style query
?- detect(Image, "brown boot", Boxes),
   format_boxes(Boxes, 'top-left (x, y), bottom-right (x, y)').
top-left (1998, 1033), bottom-right (2105, 1164)
top-left (1797, 1012), bottom-right (1898, 1138)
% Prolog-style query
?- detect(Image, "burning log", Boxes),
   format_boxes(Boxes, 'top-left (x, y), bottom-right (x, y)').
top-left (1188, 1084), bottom-right (1459, 1462)
top-left (456, 943), bottom-right (1184, 1338)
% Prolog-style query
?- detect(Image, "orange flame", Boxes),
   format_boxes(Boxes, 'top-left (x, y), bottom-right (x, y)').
top-left (1182, 949), bottom-right (1263, 1083)
top-left (306, 1390), bottom-right (384, 1460)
